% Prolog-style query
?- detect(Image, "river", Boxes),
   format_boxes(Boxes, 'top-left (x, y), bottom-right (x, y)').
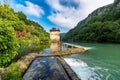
top-left (64, 43), bottom-right (120, 80)
top-left (24, 42), bottom-right (120, 80)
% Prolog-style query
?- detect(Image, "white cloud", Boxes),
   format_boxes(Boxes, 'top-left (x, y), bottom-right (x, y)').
top-left (80, 0), bottom-right (114, 15)
top-left (46, 0), bottom-right (114, 29)
top-left (12, 1), bottom-right (44, 17)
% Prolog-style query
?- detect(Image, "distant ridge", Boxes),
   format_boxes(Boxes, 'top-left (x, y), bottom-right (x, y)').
top-left (63, 0), bottom-right (120, 43)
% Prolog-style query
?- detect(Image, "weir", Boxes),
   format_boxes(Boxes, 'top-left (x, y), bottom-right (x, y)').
top-left (23, 57), bottom-right (80, 80)
top-left (23, 46), bottom-right (85, 80)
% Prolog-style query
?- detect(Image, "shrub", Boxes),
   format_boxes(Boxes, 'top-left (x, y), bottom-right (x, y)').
top-left (0, 20), bottom-right (19, 67)
top-left (2, 63), bottom-right (22, 80)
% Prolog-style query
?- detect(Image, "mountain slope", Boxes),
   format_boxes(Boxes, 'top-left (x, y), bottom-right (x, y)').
top-left (63, 0), bottom-right (120, 43)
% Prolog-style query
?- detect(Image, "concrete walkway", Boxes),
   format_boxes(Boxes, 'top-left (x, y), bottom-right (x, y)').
top-left (23, 57), bottom-right (70, 80)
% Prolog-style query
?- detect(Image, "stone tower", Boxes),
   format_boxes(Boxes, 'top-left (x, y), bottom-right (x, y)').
top-left (50, 28), bottom-right (60, 42)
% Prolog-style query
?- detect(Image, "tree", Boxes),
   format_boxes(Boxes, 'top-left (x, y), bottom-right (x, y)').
top-left (0, 20), bottom-right (19, 67)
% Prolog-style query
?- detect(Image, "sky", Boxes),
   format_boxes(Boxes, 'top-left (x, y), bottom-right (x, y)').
top-left (8, 0), bottom-right (114, 33)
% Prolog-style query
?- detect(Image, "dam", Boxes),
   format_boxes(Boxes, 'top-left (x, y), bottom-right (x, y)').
top-left (23, 43), bottom-right (83, 80)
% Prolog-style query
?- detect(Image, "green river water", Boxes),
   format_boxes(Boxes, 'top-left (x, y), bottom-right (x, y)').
top-left (64, 43), bottom-right (120, 80)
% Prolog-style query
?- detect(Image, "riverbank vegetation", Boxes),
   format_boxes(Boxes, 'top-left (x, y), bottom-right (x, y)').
top-left (0, 5), bottom-right (50, 68)
top-left (63, 3), bottom-right (120, 43)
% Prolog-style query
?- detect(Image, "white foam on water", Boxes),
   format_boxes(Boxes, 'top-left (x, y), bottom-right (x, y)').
top-left (93, 66), bottom-right (109, 72)
top-left (76, 45), bottom-right (94, 50)
top-left (64, 58), bottom-right (101, 80)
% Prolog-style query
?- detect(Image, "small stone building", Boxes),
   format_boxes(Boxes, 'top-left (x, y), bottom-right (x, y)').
top-left (50, 28), bottom-right (60, 42)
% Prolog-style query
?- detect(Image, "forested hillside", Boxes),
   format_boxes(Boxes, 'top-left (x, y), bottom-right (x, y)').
top-left (63, 0), bottom-right (120, 43)
top-left (0, 5), bottom-right (50, 67)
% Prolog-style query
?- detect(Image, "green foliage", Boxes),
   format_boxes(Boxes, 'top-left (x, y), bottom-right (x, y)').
top-left (2, 63), bottom-right (22, 80)
top-left (17, 34), bottom-right (50, 52)
top-left (16, 11), bottom-right (27, 21)
top-left (0, 5), bottom-right (50, 67)
top-left (0, 5), bottom-right (19, 21)
top-left (9, 21), bottom-right (26, 31)
top-left (14, 12), bottom-right (50, 58)
top-left (63, 5), bottom-right (120, 43)
top-left (24, 19), bottom-right (43, 30)
top-left (0, 20), bottom-right (19, 67)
